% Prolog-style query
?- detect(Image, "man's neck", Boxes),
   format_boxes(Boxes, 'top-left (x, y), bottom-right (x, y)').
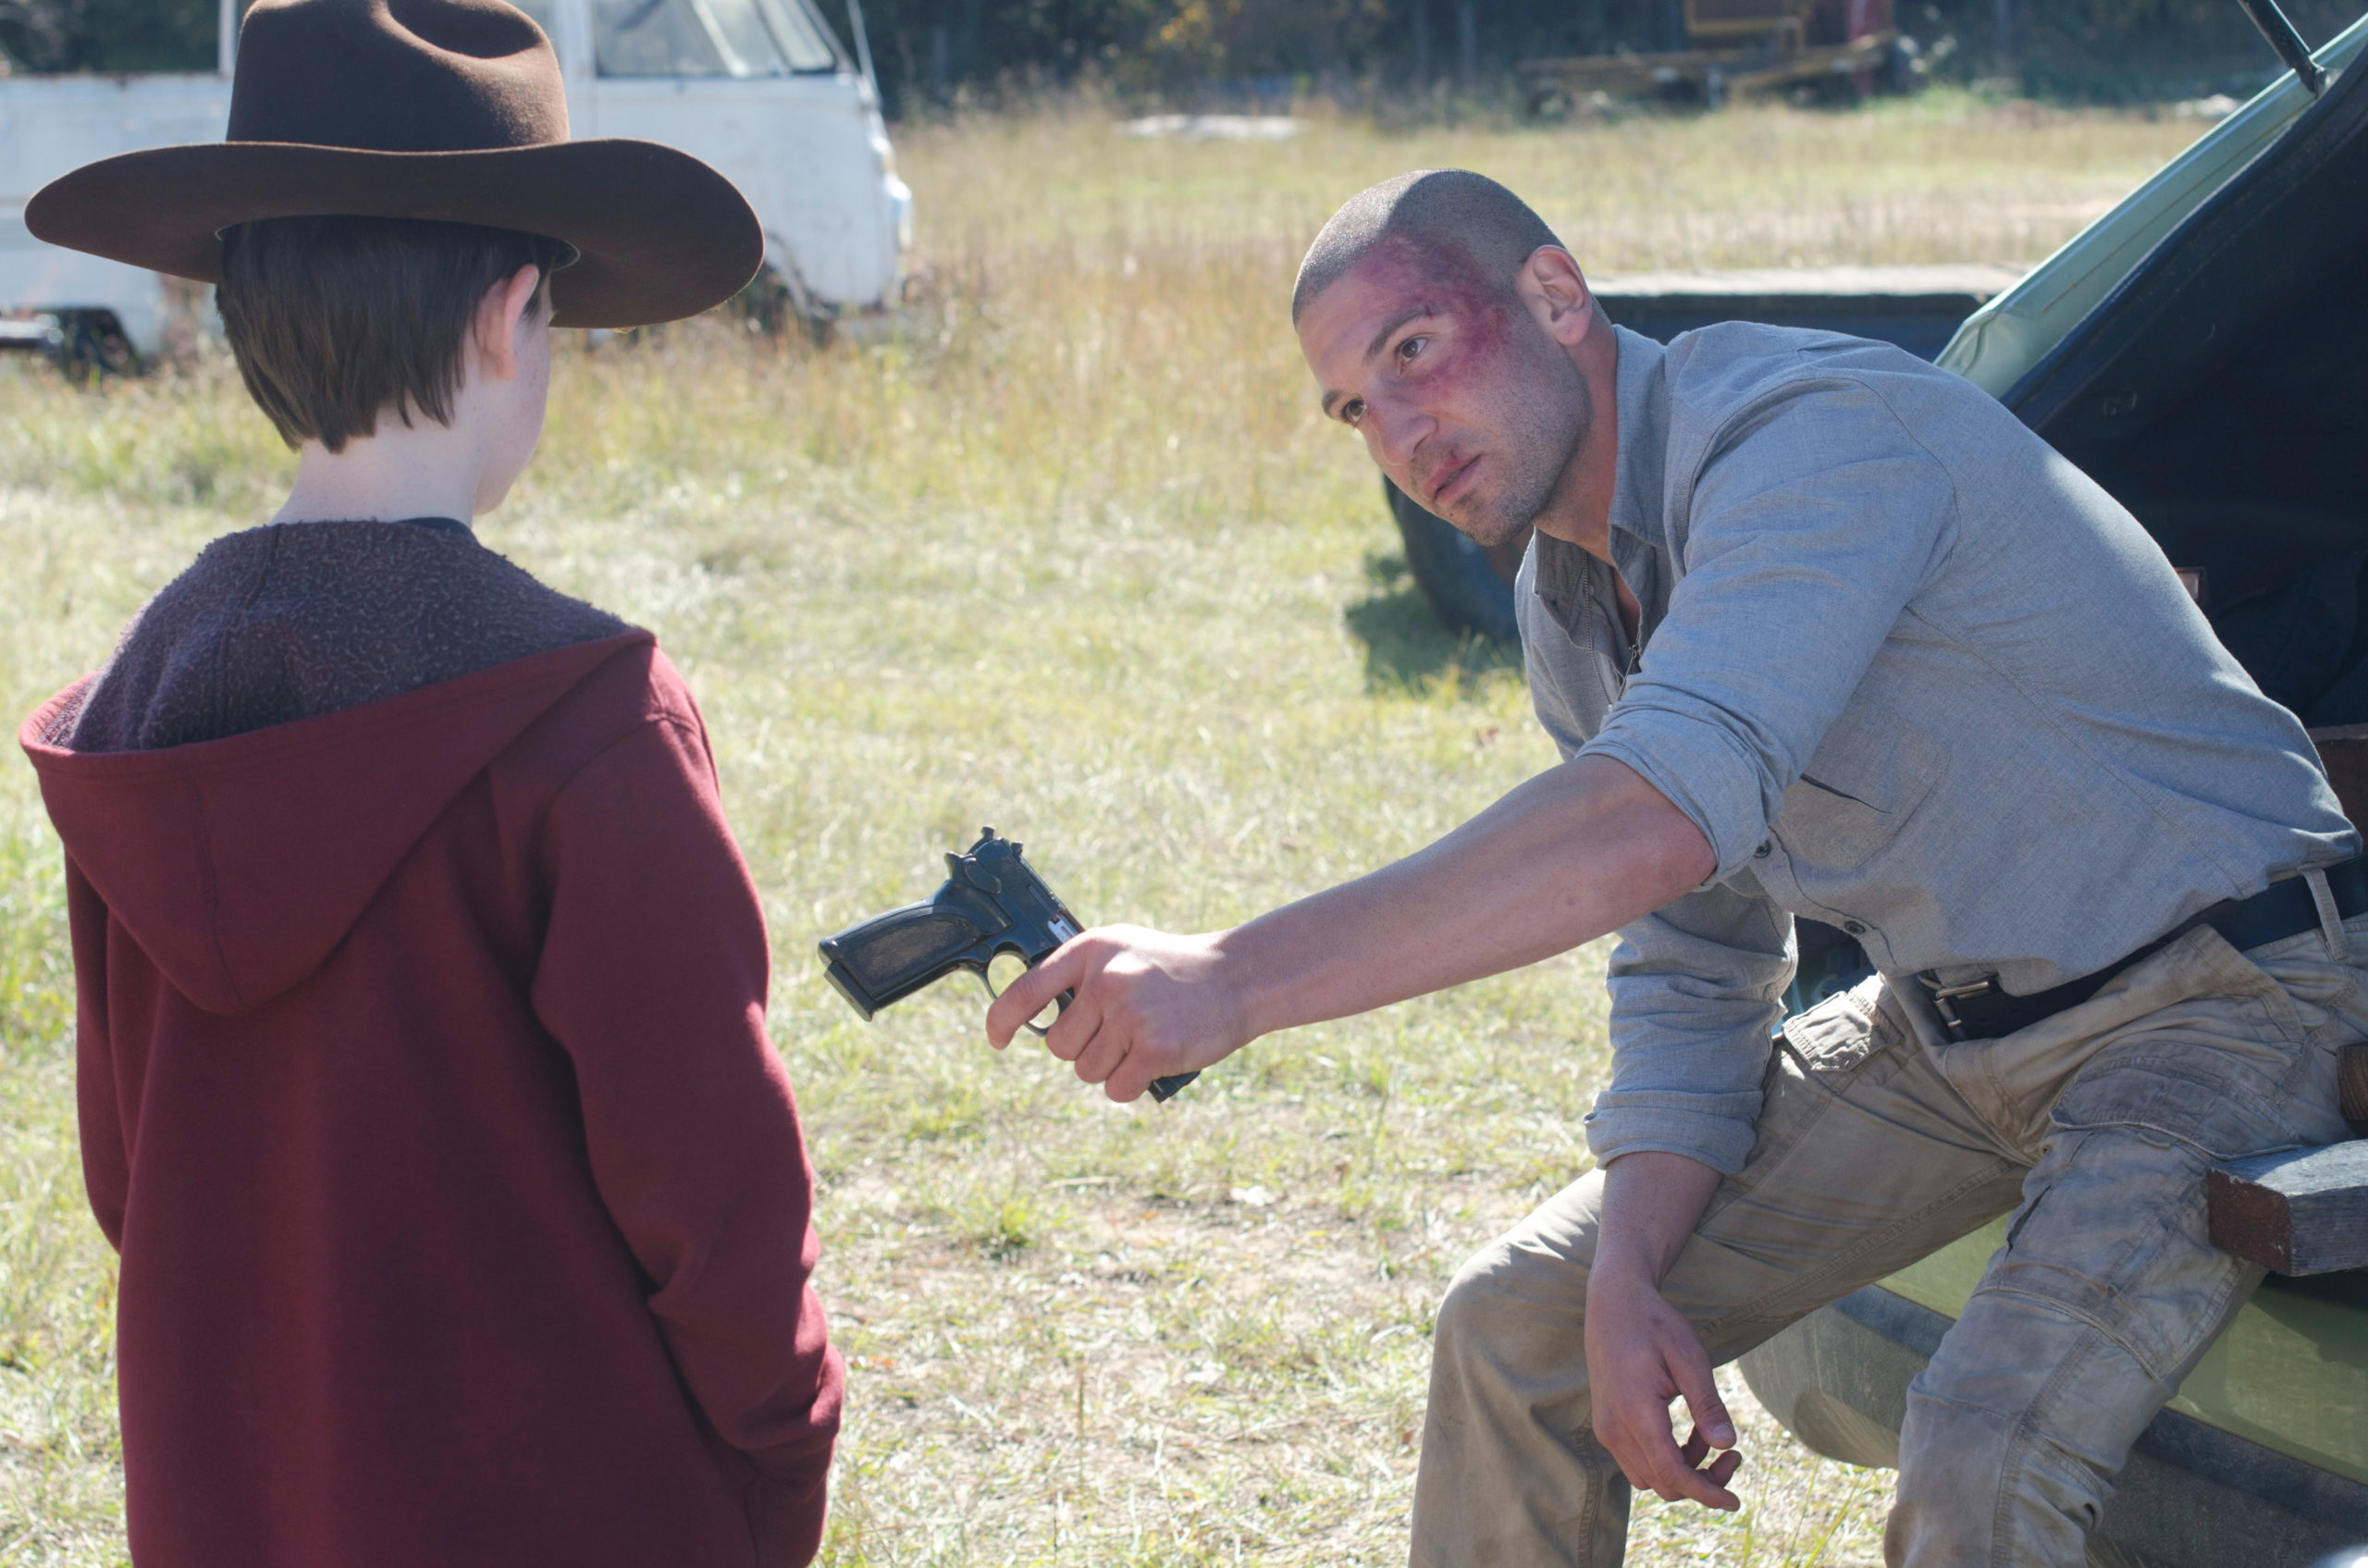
top-left (1534, 322), bottom-right (1638, 645)
top-left (274, 409), bottom-right (485, 528)
top-left (1529, 319), bottom-right (1622, 566)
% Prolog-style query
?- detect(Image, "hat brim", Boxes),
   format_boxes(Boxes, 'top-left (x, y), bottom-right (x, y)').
top-left (24, 138), bottom-right (764, 329)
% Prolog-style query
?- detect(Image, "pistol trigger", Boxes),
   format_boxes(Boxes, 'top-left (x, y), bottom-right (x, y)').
top-left (1021, 989), bottom-right (1073, 1040)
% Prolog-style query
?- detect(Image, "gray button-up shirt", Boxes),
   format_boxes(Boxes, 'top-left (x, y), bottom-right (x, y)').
top-left (1521, 323), bottom-right (2357, 1175)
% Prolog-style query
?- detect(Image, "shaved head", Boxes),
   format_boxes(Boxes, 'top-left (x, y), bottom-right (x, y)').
top-left (1291, 167), bottom-right (1606, 551)
top-left (1292, 169), bottom-right (1562, 324)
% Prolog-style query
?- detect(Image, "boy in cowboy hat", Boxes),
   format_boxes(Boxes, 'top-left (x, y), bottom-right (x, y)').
top-left (18, 2), bottom-right (841, 1563)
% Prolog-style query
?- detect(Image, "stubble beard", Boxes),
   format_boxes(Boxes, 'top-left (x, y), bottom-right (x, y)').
top-left (1448, 334), bottom-right (1592, 549)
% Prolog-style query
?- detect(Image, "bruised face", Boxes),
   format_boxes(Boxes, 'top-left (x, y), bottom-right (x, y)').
top-left (1298, 235), bottom-right (1591, 549)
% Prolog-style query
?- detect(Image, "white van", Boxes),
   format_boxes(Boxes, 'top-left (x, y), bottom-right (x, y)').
top-left (0, 0), bottom-right (911, 365)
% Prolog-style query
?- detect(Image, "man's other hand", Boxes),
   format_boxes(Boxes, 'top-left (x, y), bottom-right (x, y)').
top-left (1585, 1259), bottom-right (1742, 1511)
top-left (982, 925), bottom-right (1249, 1101)
top-left (1585, 1148), bottom-right (1740, 1511)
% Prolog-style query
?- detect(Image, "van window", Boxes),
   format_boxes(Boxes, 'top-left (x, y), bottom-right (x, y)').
top-left (593, 0), bottom-right (841, 76)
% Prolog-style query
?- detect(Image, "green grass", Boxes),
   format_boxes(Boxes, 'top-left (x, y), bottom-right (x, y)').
top-left (0, 93), bottom-right (2207, 1565)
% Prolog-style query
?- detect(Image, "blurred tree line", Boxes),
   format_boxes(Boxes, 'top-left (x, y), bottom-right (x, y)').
top-left (3, 0), bottom-right (2358, 104)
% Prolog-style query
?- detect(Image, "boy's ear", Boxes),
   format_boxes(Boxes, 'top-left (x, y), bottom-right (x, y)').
top-left (473, 263), bottom-right (546, 384)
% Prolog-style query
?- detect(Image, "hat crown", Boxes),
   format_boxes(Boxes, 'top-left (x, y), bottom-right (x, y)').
top-left (228, 0), bottom-right (569, 154)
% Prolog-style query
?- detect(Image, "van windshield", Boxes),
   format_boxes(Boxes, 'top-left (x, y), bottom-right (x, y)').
top-left (593, 0), bottom-right (842, 76)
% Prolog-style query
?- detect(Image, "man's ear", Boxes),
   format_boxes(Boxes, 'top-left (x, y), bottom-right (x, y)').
top-left (1513, 246), bottom-right (1596, 349)
top-left (473, 263), bottom-right (544, 384)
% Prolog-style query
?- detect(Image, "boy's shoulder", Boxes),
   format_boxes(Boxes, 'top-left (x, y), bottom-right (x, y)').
top-left (68, 519), bottom-right (634, 754)
top-left (498, 629), bottom-right (710, 793)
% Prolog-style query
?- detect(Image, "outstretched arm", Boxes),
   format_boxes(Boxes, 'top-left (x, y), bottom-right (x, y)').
top-left (982, 753), bottom-right (1715, 1100)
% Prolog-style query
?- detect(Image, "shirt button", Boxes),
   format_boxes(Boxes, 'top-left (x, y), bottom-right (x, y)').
top-left (1754, 841), bottom-right (1771, 858)
top-left (1843, 920), bottom-right (1868, 935)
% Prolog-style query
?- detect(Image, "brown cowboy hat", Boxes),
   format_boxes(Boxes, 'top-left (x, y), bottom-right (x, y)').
top-left (25, 0), bottom-right (762, 328)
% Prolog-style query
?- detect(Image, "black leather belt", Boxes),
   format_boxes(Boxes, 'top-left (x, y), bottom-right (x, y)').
top-left (1920, 857), bottom-right (2368, 1042)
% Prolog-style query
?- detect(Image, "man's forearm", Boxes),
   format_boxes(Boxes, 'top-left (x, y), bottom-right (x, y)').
top-left (1220, 755), bottom-right (1716, 1040)
top-left (1593, 1149), bottom-right (1724, 1288)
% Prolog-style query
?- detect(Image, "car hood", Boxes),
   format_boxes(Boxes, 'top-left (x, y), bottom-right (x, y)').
top-left (1940, 10), bottom-right (2368, 404)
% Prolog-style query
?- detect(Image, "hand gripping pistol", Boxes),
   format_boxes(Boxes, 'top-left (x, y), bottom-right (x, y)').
top-left (817, 829), bottom-right (1200, 1102)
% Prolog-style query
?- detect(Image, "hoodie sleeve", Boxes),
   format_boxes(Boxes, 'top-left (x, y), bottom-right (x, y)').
top-left (528, 708), bottom-right (842, 1568)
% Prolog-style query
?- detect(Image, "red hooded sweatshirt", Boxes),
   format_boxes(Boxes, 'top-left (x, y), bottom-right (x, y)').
top-left (20, 520), bottom-right (841, 1567)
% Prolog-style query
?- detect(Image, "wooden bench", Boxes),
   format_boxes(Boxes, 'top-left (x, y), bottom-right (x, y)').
top-left (2209, 1043), bottom-right (2368, 1275)
top-left (2209, 730), bottom-right (2368, 1277)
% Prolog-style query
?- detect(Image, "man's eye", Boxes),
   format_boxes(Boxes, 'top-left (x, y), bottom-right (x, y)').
top-left (1341, 399), bottom-right (1365, 425)
top-left (1397, 336), bottom-right (1428, 364)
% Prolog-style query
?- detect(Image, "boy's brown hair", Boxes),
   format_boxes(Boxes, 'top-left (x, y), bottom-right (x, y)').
top-left (216, 215), bottom-right (573, 452)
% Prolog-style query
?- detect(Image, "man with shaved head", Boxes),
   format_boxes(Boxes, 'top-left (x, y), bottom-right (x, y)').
top-left (989, 170), bottom-right (2368, 1565)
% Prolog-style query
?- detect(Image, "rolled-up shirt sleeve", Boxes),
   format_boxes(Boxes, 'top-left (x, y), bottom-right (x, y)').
top-left (1577, 377), bottom-right (1960, 881)
top-left (1585, 881), bottom-right (1794, 1173)
top-left (1522, 552), bottom-right (1798, 1174)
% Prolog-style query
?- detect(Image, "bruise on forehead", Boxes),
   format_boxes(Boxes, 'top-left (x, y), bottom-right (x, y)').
top-left (1347, 230), bottom-right (1513, 365)
top-left (1349, 230), bottom-right (1489, 303)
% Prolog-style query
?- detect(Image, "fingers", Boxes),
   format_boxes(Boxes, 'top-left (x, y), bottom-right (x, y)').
top-left (1585, 1268), bottom-right (1744, 1513)
top-left (1100, 1048), bottom-right (1164, 1105)
top-left (984, 943), bottom-right (1090, 1049)
top-left (1622, 1426), bottom-right (1742, 1510)
top-left (1706, 1446), bottom-right (1744, 1491)
top-left (1670, 1340), bottom-right (1737, 1451)
top-left (979, 924), bottom-right (1230, 1102)
top-left (1622, 1417), bottom-right (1738, 1510)
top-left (1674, 1426), bottom-right (1745, 1493)
top-left (1597, 1357), bottom-right (1742, 1510)
top-left (1653, 1339), bottom-right (1741, 1510)
top-left (1058, 993), bottom-right (1146, 1099)
top-left (1069, 1014), bottom-right (1130, 1086)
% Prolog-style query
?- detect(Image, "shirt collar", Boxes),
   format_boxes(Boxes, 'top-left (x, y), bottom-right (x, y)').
top-left (1532, 325), bottom-right (1674, 642)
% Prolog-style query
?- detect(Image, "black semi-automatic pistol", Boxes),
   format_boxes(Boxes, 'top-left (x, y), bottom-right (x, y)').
top-left (817, 829), bottom-right (1200, 1103)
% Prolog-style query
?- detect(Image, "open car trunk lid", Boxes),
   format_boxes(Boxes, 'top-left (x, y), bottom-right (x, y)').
top-left (2001, 38), bottom-right (2368, 817)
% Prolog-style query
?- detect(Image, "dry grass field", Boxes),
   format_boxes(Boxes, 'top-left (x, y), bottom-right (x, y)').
top-left (0, 92), bottom-right (2207, 1566)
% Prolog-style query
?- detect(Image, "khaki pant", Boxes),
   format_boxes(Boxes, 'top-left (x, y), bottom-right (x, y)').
top-left (1411, 908), bottom-right (2368, 1568)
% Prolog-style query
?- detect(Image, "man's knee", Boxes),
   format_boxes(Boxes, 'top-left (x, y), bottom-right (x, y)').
top-left (1889, 1297), bottom-right (2163, 1567)
top-left (1435, 1238), bottom-right (1542, 1372)
top-left (1435, 1232), bottom-right (1593, 1379)
top-left (1891, 1381), bottom-right (2111, 1567)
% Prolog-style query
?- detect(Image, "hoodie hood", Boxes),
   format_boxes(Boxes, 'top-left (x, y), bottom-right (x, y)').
top-left (23, 631), bottom-right (653, 1014)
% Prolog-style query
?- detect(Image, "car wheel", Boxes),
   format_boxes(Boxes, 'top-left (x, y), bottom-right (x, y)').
top-left (54, 311), bottom-right (139, 382)
top-left (736, 264), bottom-right (832, 347)
top-left (1383, 476), bottom-right (1531, 647)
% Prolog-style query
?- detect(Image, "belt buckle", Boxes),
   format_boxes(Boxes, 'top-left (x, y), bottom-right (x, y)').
top-left (1922, 975), bottom-right (1997, 1042)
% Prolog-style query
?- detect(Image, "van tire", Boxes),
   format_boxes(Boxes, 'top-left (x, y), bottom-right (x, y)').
top-left (739, 264), bottom-right (832, 347)
top-left (55, 311), bottom-right (139, 381)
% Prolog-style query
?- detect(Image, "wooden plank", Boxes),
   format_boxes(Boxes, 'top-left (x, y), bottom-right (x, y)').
top-left (2343, 1041), bottom-right (2368, 1132)
top-left (2209, 1141), bottom-right (2368, 1276)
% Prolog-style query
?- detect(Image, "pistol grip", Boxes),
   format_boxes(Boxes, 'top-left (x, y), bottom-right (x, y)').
top-left (817, 898), bottom-right (992, 1018)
